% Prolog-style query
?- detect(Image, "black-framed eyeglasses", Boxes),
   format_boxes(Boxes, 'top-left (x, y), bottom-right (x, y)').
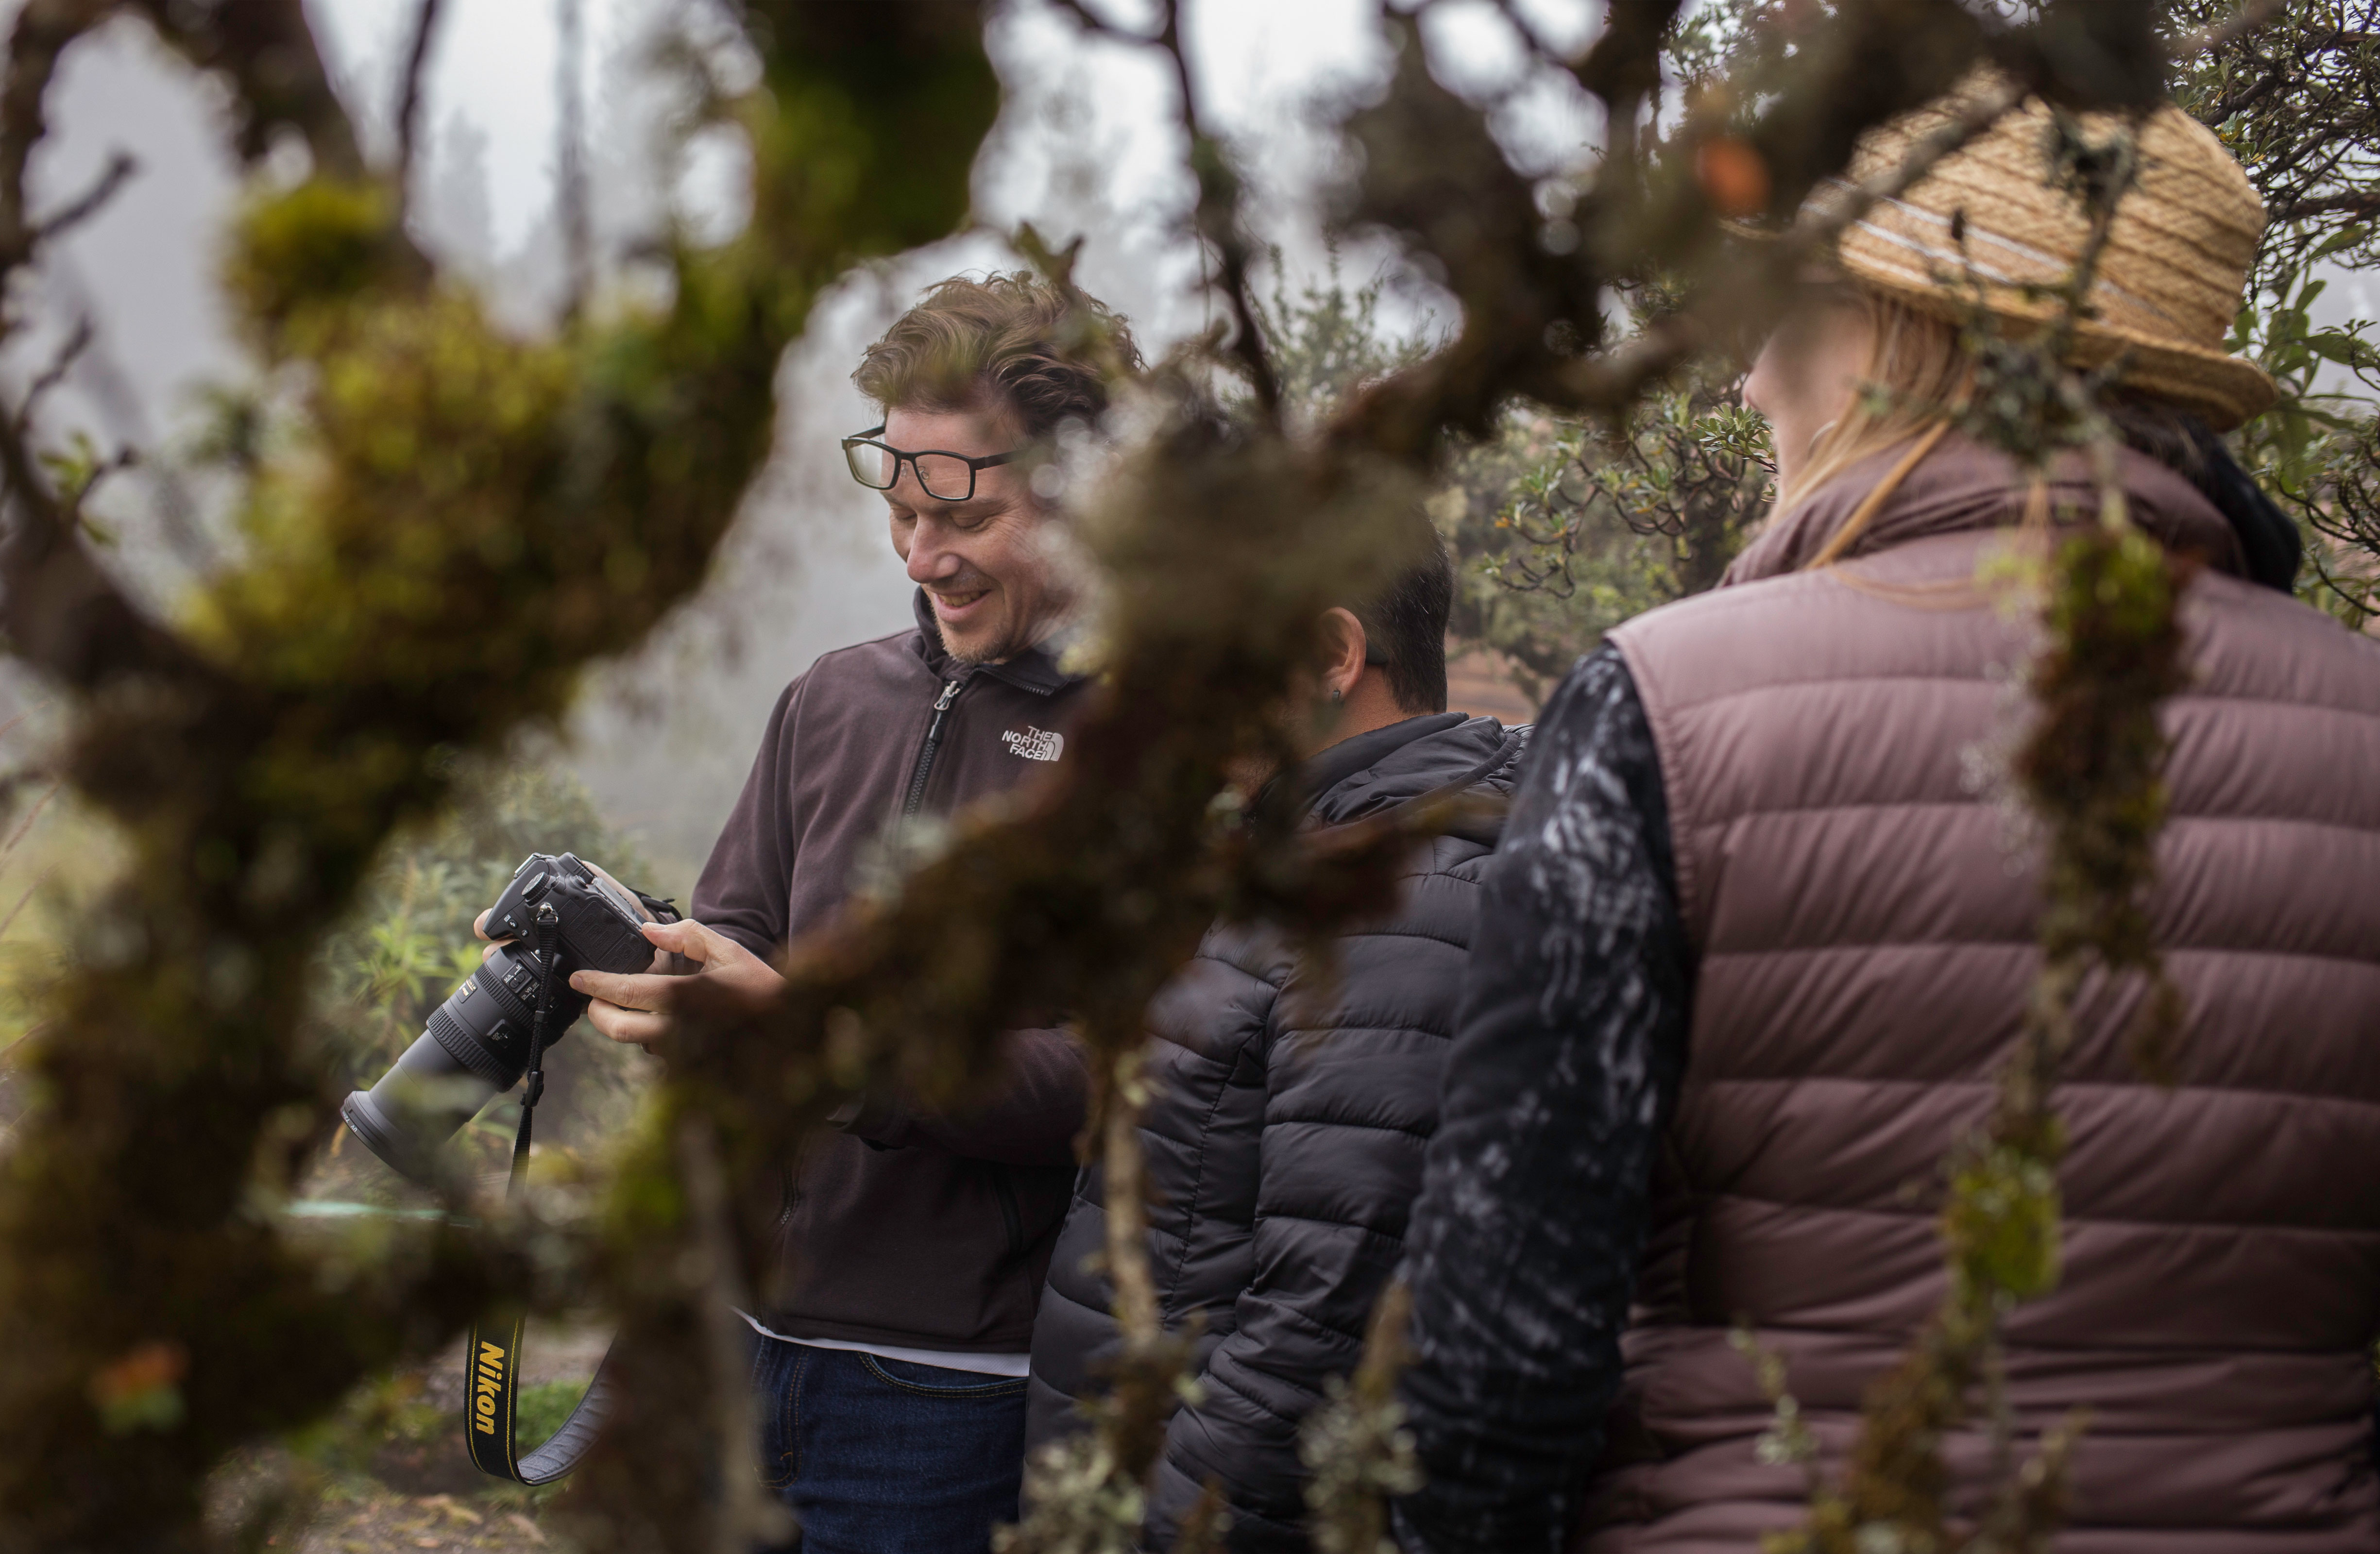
top-left (841, 425), bottom-right (1023, 503)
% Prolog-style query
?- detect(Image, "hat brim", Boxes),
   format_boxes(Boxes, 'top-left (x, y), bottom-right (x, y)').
top-left (1838, 248), bottom-right (2277, 432)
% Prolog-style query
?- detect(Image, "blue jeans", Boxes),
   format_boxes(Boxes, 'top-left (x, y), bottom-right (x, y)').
top-left (750, 1336), bottom-right (1028, 1554)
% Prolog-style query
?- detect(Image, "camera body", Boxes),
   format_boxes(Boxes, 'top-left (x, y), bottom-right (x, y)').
top-left (340, 853), bottom-right (680, 1184)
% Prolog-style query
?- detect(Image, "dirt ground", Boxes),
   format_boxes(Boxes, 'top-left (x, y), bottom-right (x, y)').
top-left (210, 1326), bottom-right (608, 1554)
top-left (288, 1491), bottom-right (556, 1554)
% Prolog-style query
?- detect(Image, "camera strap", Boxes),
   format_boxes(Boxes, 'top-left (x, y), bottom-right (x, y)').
top-left (465, 902), bottom-right (617, 1485)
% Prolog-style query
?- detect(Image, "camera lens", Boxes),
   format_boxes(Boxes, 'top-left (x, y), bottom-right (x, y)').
top-left (339, 941), bottom-right (584, 1185)
top-left (340, 1034), bottom-right (502, 1185)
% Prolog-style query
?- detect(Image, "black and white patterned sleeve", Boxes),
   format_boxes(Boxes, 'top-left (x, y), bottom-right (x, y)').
top-left (1392, 643), bottom-right (1693, 1554)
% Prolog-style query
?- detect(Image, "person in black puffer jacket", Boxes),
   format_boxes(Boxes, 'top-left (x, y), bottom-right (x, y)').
top-left (1025, 534), bottom-right (1529, 1553)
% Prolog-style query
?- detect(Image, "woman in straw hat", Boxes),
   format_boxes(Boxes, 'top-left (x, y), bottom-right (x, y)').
top-left (1390, 82), bottom-right (2380, 1554)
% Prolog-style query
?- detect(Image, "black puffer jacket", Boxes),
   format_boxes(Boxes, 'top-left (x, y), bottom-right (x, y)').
top-left (1026, 712), bottom-right (1528, 1552)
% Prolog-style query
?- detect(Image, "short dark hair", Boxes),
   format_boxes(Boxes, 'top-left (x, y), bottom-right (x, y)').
top-left (852, 271), bottom-right (1144, 440)
top-left (1354, 527), bottom-right (1453, 715)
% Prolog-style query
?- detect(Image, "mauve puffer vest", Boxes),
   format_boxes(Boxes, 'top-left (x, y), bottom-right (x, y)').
top-left (1591, 436), bottom-right (2380, 1552)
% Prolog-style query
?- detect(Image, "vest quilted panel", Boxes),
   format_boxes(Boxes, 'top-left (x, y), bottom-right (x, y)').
top-left (1595, 478), bottom-right (2380, 1552)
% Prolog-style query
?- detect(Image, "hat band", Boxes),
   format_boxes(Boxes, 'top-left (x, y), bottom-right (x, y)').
top-left (1822, 179), bottom-right (2197, 345)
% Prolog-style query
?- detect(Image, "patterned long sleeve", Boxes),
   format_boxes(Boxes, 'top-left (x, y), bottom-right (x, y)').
top-left (1392, 644), bottom-right (1693, 1554)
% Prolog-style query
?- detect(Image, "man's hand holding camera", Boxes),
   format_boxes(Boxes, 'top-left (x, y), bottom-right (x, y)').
top-left (471, 909), bottom-right (783, 1055)
top-left (574, 919), bottom-right (782, 1052)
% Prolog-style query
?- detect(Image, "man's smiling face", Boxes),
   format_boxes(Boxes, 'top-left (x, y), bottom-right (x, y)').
top-left (879, 402), bottom-right (1068, 665)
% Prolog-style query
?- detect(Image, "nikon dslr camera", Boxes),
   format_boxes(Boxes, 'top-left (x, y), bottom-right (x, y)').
top-left (340, 852), bottom-right (679, 1184)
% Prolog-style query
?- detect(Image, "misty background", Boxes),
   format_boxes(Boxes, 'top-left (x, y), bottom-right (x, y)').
top-left (4, 0), bottom-right (2371, 890)
top-left (0, 0), bottom-right (1603, 889)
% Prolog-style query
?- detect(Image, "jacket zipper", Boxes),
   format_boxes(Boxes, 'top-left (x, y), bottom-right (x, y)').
top-left (901, 676), bottom-right (968, 819)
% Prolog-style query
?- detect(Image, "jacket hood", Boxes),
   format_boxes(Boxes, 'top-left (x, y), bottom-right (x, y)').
top-left (1725, 432), bottom-right (2246, 588)
top-left (1299, 711), bottom-right (1529, 835)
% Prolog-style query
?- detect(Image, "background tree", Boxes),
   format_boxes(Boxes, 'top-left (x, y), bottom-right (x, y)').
top-left (2173, 0), bottom-right (2380, 621)
top-left (1363, 0), bottom-right (2380, 689)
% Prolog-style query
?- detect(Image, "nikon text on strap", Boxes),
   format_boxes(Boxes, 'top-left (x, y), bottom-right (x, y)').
top-left (463, 1309), bottom-right (618, 1483)
top-left (463, 902), bottom-right (617, 1484)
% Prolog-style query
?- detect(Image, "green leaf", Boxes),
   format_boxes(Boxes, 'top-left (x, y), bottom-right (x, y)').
top-left (2305, 332), bottom-right (2378, 369)
top-left (2312, 223), bottom-right (2371, 261)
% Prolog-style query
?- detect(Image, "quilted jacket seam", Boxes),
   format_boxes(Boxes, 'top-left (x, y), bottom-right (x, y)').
top-left (1687, 1187), bottom-right (2380, 1234)
top-left (1260, 1114), bottom-right (1437, 1143)
top-left (1683, 1073), bottom-right (2380, 1114)
top-left (1161, 1014), bottom-right (1275, 1314)
top-left (1681, 802), bottom-right (2380, 837)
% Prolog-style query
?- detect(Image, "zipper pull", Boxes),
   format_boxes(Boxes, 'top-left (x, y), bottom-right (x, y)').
top-left (902, 676), bottom-right (969, 820)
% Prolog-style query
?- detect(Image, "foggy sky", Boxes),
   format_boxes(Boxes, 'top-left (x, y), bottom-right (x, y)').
top-left (0, 0), bottom-right (1598, 883)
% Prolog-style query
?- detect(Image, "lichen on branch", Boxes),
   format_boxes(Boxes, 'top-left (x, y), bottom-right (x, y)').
top-left (0, 5), bottom-right (997, 1548)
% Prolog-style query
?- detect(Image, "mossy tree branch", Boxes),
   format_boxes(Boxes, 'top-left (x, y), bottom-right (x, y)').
top-left (0, 4), bottom-right (998, 1548)
top-left (0, 2), bottom-right (2262, 1552)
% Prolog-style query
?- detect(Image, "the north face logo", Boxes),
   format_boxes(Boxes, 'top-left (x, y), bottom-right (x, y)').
top-left (1001, 726), bottom-right (1064, 762)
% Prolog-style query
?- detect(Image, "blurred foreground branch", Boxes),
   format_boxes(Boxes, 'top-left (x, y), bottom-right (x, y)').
top-left (0, 3), bottom-right (999, 1547)
top-left (0, 1), bottom-right (2293, 1552)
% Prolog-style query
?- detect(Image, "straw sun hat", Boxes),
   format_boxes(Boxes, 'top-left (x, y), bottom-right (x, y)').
top-left (1800, 78), bottom-right (2275, 430)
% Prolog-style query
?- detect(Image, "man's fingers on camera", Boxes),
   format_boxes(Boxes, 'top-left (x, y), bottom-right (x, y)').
top-left (641, 917), bottom-right (746, 970)
top-left (570, 966), bottom-right (678, 1012)
top-left (641, 918), bottom-right (784, 1000)
top-left (585, 996), bottom-right (669, 1049)
top-left (474, 907), bottom-right (518, 961)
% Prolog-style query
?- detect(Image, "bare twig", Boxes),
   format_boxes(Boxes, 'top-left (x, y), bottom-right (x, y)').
top-left (0, 0), bottom-right (113, 271)
top-left (36, 254), bottom-right (215, 571)
top-left (121, 0), bottom-right (368, 176)
top-left (0, 775), bottom-right (56, 875)
top-left (394, 0), bottom-right (447, 196)
top-left (1478, 0), bottom-right (1573, 66)
top-left (1100, 1049), bottom-right (1160, 1348)
top-left (1521, 73), bottom-right (2026, 422)
top-left (1583, 314), bottom-right (1709, 405)
top-left (0, 376), bottom-right (186, 690)
top-left (0, 373), bottom-right (65, 535)
top-left (556, 0), bottom-right (592, 323)
top-left (2173, 0), bottom-right (2294, 60)
top-left (28, 149), bottom-right (134, 247)
top-left (1571, 0), bottom-right (1684, 170)
top-left (1301, 1283), bottom-right (1421, 1554)
top-left (1042, 0), bottom-right (1157, 44)
top-left (14, 317), bottom-right (89, 433)
top-left (2272, 188), bottom-right (2380, 221)
top-left (1151, 0), bottom-right (1282, 417)
top-left (0, 876), bottom-right (42, 943)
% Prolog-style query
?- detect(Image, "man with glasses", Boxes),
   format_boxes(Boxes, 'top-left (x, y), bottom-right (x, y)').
top-left (567, 272), bottom-right (1140, 1552)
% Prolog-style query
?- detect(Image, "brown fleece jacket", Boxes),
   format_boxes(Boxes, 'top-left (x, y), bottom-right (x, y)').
top-left (693, 590), bottom-right (1093, 1353)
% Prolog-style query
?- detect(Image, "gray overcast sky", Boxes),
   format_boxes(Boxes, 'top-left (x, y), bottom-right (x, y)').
top-left (298, 0), bottom-right (1596, 256)
top-left (19, 0), bottom-right (1598, 452)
